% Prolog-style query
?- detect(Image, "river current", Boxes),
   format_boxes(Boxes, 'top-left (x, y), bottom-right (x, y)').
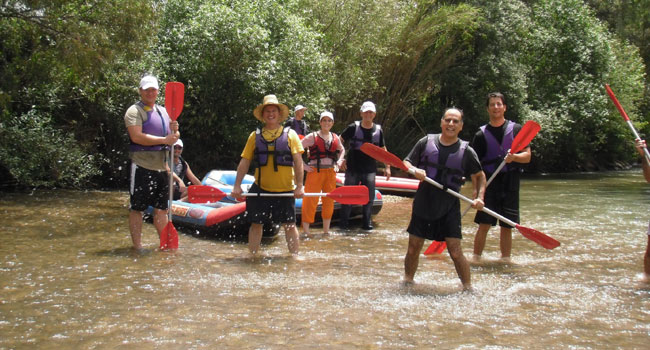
top-left (1, 171), bottom-right (649, 349)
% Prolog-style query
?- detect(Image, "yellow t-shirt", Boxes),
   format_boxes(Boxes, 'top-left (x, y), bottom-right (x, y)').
top-left (241, 127), bottom-right (304, 192)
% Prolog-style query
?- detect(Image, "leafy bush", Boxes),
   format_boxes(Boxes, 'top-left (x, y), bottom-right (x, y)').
top-left (0, 110), bottom-right (101, 188)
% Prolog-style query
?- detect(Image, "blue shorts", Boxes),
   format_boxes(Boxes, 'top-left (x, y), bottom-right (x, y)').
top-left (129, 163), bottom-right (169, 211)
top-left (245, 183), bottom-right (296, 224)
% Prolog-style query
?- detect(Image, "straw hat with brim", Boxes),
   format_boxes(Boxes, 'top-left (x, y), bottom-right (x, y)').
top-left (253, 95), bottom-right (290, 122)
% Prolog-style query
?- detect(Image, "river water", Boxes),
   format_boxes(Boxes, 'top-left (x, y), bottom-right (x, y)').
top-left (1, 171), bottom-right (649, 349)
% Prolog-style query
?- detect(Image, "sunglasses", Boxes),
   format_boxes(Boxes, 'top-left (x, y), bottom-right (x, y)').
top-left (174, 146), bottom-right (183, 150)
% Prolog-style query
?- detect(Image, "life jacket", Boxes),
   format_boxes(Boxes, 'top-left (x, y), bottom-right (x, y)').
top-left (480, 120), bottom-right (516, 174)
top-left (254, 126), bottom-right (294, 171)
top-left (349, 121), bottom-right (381, 150)
top-left (308, 132), bottom-right (340, 172)
top-left (290, 118), bottom-right (307, 136)
top-left (129, 101), bottom-right (170, 152)
top-left (419, 134), bottom-right (468, 192)
top-left (173, 156), bottom-right (188, 183)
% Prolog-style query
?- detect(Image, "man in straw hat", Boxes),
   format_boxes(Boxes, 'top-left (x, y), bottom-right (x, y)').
top-left (232, 94), bottom-right (305, 255)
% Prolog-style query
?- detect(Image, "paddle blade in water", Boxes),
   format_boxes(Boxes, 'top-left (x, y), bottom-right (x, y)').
top-left (423, 241), bottom-right (446, 255)
top-left (511, 121), bottom-right (541, 153)
top-left (188, 185), bottom-right (227, 203)
top-left (164, 82), bottom-right (185, 120)
top-left (360, 143), bottom-right (409, 172)
top-left (159, 222), bottom-right (172, 250)
top-left (166, 222), bottom-right (179, 250)
top-left (326, 185), bottom-right (369, 205)
top-left (515, 224), bottom-right (560, 250)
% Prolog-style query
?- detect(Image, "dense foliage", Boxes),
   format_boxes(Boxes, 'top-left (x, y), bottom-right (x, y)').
top-left (0, 0), bottom-right (647, 188)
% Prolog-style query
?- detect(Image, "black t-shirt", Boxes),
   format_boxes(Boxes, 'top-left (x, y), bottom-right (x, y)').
top-left (471, 120), bottom-right (524, 191)
top-left (405, 135), bottom-right (482, 220)
top-left (340, 122), bottom-right (386, 174)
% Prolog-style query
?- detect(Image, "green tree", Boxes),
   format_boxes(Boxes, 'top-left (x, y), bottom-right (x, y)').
top-left (0, 0), bottom-right (158, 187)
top-left (154, 0), bottom-right (334, 174)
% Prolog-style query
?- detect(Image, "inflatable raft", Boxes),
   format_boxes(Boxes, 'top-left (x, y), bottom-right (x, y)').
top-left (146, 170), bottom-right (383, 240)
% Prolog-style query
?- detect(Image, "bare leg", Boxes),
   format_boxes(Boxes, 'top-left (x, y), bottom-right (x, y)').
top-left (129, 210), bottom-right (144, 249)
top-left (302, 221), bottom-right (310, 236)
top-left (473, 223), bottom-right (491, 257)
top-left (644, 235), bottom-right (650, 280)
top-left (404, 234), bottom-right (424, 283)
top-left (446, 237), bottom-right (471, 290)
top-left (248, 223), bottom-right (264, 254)
top-left (500, 227), bottom-right (513, 259)
top-left (284, 223), bottom-right (300, 254)
top-left (322, 219), bottom-right (331, 235)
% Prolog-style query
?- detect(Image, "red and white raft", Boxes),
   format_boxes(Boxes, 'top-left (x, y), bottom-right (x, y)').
top-left (336, 173), bottom-right (419, 197)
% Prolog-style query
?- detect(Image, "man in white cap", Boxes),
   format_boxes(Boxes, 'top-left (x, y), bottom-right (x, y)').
top-left (232, 94), bottom-right (305, 256)
top-left (338, 101), bottom-right (391, 230)
top-left (285, 104), bottom-right (310, 137)
top-left (123, 74), bottom-right (180, 250)
top-left (171, 139), bottom-right (202, 201)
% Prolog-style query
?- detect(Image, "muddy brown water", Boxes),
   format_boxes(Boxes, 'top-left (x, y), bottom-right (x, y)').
top-left (1, 171), bottom-right (649, 349)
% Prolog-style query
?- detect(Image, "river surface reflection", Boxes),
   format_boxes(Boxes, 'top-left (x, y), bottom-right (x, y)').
top-left (1, 171), bottom-right (649, 349)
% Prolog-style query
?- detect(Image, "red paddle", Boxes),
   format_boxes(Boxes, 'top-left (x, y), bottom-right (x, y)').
top-left (605, 84), bottom-right (650, 162)
top-left (187, 185), bottom-right (370, 205)
top-left (360, 143), bottom-right (560, 250)
top-left (161, 81), bottom-right (185, 250)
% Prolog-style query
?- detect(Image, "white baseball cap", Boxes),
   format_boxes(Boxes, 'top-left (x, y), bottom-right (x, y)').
top-left (294, 105), bottom-right (307, 112)
top-left (174, 139), bottom-right (184, 148)
top-left (319, 111), bottom-right (334, 121)
top-left (360, 101), bottom-right (376, 113)
top-left (139, 75), bottom-right (159, 90)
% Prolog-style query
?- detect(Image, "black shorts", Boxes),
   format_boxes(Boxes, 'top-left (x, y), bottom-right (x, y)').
top-left (129, 163), bottom-right (169, 211)
top-left (474, 186), bottom-right (519, 228)
top-left (407, 210), bottom-right (462, 241)
top-left (245, 183), bottom-right (296, 224)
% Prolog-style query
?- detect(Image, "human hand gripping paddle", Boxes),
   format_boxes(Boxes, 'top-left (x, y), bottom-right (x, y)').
top-left (605, 84), bottom-right (650, 162)
top-left (424, 120), bottom-right (542, 255)
top-left (161, 81), bottom-right (184, 250)
top-left (187, 185), bottom-right (369, 205)
top-left (360, 143), bottom-right (560, 250)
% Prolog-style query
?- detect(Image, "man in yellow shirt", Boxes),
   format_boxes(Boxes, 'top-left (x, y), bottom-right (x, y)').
top-left (232, 95), bottom-right (305, 255)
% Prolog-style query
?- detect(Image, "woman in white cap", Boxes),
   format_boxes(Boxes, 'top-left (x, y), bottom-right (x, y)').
top-left (300, 111), bottom-right (345, 235)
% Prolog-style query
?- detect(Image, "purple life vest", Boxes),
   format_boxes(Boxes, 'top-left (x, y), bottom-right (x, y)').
top-left (129, 102), bottom-right (170, 152)
top-left (290, 118), bottom-right (307, 136)
top-left (349, 121), bottom-right (381, 150)
top-left (419, 134), bottom-right (468, 192)
top-left (254, 127), bottom-right (294, 172)
top-left (480, 120), bottom-right (514, 174)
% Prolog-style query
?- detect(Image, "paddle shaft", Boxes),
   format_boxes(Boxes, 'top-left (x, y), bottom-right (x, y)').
top-left (409, 168), bottom-right (518, 228)
top-left (168, 147), bottom-right (174, 221)
top-left (625, 119), bottom-right (650, 162)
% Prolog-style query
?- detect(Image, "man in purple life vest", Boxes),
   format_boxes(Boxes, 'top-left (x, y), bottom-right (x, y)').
top-left (338, 101), bottom-right (391, 231)
top-left (284, 104), bottom-right (310, 137)
top-left (471, 92), bottom-right (531, 261)
top-left (231, 95), bottom-right (305, 256)
top-left (402, 108), bottom-right (485, 290)
top-left (124, 75), bottom-right (180, 250)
